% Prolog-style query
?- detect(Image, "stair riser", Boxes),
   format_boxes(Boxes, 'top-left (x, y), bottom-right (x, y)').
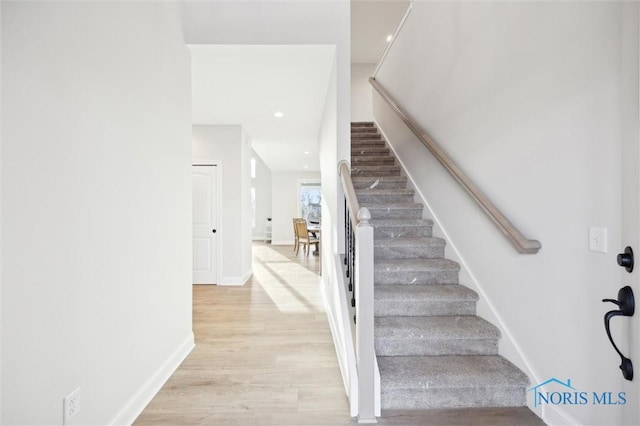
top-left (358, 194), bottom-right (414, 204)
top-left (351, 148), bottom-right (390, 156)
top-left (375, 339), bottom-right (498, 356)
top-left (352, 134), bottom-right (381, 140)
top-left (352, 168), bottom-right (401, 177)
top-left (352, 141), bottom-right (386, 148)
top-left (352, 179), bottom-right (408, 190)
top-left (367, 208), bottom-right (422, 220)
top-left (352, 122), bottom-right (375, 128)
top-left (375, 301), bottom-right (476, 317)
top-left (381, 388), bottom-right (526, 410)
top-left (353, 159), bottom-right (396, 167)
top-left (373, 225), bottom-right (432, 239)
top-left (353, 155), bottom-right (394, 161)
top-left (352, 129), bottom-right (378, 134)
top-left (375, 270), bottom-right (459, 285)
top-left (375, 245), bottom-right (445, 259)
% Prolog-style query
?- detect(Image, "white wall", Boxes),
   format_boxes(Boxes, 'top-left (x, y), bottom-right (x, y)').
top-left (1, 2), bottom-right (193, 425)
top-left (240, 128), bottom-right (252, 277)
top-left (193, 125), bottom-right (253, 285)
top-left (252, 150), bottom-right (273, 241)
top-left (374, 2), bottom-right (636, 425)
top-left (318, 55), bottom-right (354, 399)
top-left (351, 63), bottom-right (375, 122)
top-left (0, 2), bottom-right (3, 419)
top-left (271, 171), bottom-right (321, 245)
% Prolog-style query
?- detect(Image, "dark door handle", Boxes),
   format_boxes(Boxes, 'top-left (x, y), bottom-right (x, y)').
top-left (212, 229), bottom-right (217, 233)
top-left (617, 246), bottom-right (634, 273)
top-left (602, 286), bottom-right (635, 381)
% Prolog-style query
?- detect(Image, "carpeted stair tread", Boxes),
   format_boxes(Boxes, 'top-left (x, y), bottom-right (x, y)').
top-left (364, 203), bottom-right (424, 220)
top-left (375, 258), bottom-right (460, 273)
top-left (351, 138), bottom-right (386, 149)
top-left (369, 219), bottom-right (433, 238)
top-left (375, 316), bottom-right (500, 341)
top-left (375, 236), bottom-right (445, 248)
top-left (378, 355), bottom-right (529, 390)
top-left (352, 165), bottom-right (401, 177)
top-left (375, 284), bottom-right (478, 303)
top-left (352, 133), bottom-right (382, 140)
top-left (371, 218), bottom-right (432, 227)
top-left (356, 188), bottom-right (414, 196)
top-left (351, 126), bottom-right (378, 133)
top-left (375, 284), bottom-right (478, 316)
top-left (352, 147), bottom-right (390, 156)
top-left (353, 155), bottom-right (395, 164)
top-left (357, 188), bottom-right (415, 204)
top-left (351, 176), bottom-right (407, 189)
top-left (375, 237), bottom-right (446, 259)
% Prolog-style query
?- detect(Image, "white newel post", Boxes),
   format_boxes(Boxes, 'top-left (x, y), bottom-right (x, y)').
top-left (356, 207), bottom-right (377, 423)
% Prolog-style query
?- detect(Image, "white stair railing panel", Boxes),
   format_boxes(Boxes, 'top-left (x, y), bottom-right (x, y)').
top-left (356, 208), bottom-right (376, 423)
top-left (338, 161), bottom-right (378, 423)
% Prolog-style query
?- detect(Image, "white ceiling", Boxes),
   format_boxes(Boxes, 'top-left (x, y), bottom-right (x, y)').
top-left (351, 1), bottom-right (409, 64)
top-left (189, 2), bottom-right (406, 173)
top-left (190, 45), bottom-right (336, 172)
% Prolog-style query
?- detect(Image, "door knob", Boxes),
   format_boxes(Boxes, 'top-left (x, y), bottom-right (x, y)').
top-left (617, 246), bottom-right (634, 273)
top-left (212, 229), bottom-right (217, 233)
top-left (602, 286), bottom-right (635, 381)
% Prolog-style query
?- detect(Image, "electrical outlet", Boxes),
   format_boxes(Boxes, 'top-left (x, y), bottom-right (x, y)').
top-left (589, 227), bottom-right (608, 253)
top-left (63, 387), bottom-right (80, 425)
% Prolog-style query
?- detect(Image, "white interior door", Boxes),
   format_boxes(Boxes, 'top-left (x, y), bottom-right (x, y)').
top-left (192, 165), bottom-right (218, 284)
top-left (620, 4), bottom-right (640, 424)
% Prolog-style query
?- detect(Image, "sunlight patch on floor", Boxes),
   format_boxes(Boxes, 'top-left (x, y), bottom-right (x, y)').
top-left (252, 245), bottom-right (324, 314)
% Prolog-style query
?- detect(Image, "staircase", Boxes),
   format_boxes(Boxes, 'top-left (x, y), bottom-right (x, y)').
top-left (350, 122), bottom-right (529, 410)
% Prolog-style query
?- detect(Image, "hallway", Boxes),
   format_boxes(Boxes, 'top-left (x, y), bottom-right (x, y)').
top-left (134, 243), bottom-right (352, 425)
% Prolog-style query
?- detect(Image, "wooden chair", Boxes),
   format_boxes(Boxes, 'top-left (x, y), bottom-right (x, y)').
top-left (292, 218), bottom-right (305, 252)
top-left (295, 220), bottom-right (319, 256)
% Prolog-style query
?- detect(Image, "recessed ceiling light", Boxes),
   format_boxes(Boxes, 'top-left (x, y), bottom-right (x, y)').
top-left (386, 35), bottom-right (393, 42)
top-left (303, 165), bottom-right (308, 169)
top-left (274, 111), bottom-right (284, 118)
top-left (304, 151), bottom-right (310, 154)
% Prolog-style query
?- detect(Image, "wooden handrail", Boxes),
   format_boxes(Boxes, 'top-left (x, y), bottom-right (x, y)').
top-left (338, 160), bottom-right (360, 229)
top-left (370, 77), bottom-right (541, 254)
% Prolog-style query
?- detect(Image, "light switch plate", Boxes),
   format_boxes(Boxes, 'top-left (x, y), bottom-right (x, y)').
top-left (589, 227), bottom-right (607, 253)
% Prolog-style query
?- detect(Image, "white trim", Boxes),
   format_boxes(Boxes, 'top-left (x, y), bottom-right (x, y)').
top-left (192, 159), bottom-right (223, 285)
top-left (271, 240), bottom-right (295, 246)
top-left (109, 333), bottom-right (195, 426)
top-left (220, 270), bottom-right (252, 286)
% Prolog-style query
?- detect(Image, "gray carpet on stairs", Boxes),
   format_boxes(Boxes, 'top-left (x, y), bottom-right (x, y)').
top-left (350, 122), bottom-right (529, 411)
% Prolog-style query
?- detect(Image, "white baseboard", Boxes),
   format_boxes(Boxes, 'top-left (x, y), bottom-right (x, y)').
top-left (220, 270), bottom-right (253, 286)
top-left (270, 240), bottom-right (294, 246)
top-left (109, 332), bottom-right (195, 426)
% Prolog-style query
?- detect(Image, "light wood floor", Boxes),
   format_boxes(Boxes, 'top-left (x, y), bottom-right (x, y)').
top-left (134, 243), bottom-right (545, 426)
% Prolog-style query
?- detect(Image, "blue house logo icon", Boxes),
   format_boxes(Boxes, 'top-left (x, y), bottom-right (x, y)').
top-left (528, 378), bottom-right (626, 407)
top-left (528, 378), bottom-right (577, 408)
